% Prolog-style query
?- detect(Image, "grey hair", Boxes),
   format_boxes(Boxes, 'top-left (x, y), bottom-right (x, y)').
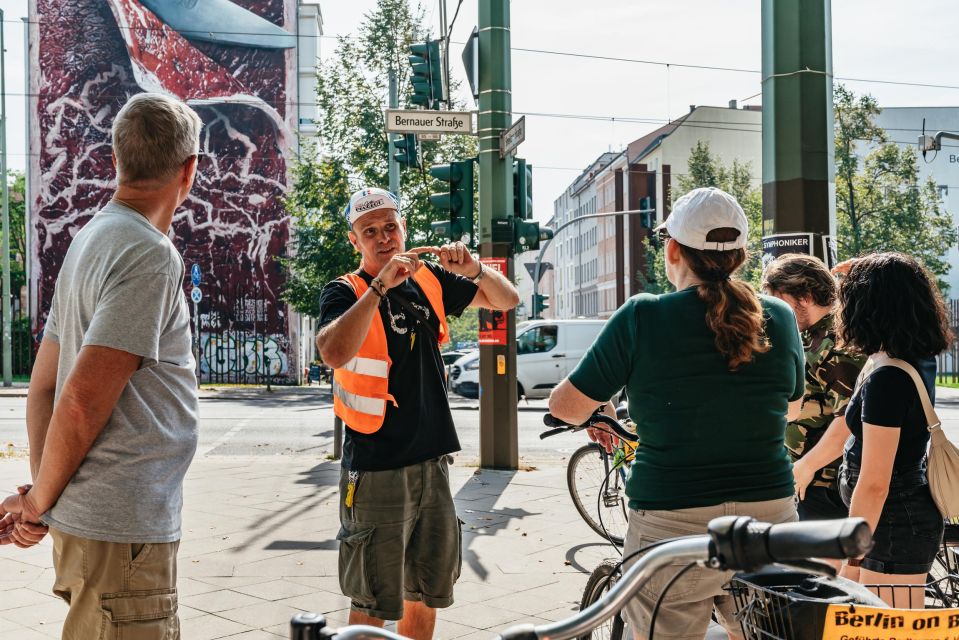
top-left (111, 93), bottom-right (202, 186)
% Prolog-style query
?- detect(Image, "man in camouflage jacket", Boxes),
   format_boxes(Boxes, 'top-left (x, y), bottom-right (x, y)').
top-left (764, 255), bottom-right (866, 520)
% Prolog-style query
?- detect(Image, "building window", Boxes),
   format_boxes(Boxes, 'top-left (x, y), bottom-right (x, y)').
top-left (939, 185), bottom-right (949, 198)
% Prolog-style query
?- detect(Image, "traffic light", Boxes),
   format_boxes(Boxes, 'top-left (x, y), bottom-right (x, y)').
top-left (532, 293), bottom-right (550, 318)
top-left (512, 158), bottom-right (533, 219)
top-left (393, 134), bottom-right (419, 168)
top-left (513, 219), bottom-right (554, 253)
top-left (408, 40), bottom-right (446, 110)
top-left (429, 160), bottom-right (474, 246)
top-left (639, 196), bottom-right (654, 228)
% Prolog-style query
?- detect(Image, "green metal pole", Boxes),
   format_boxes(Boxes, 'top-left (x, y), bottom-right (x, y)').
top-left (478, 0), bottom-right (517, 469)
top-left (761, 0), bottom-right (835, 261)
top-left (0, 11), bottom-right (11, 387)
top-left (388, 69), bottom-right (399, 196)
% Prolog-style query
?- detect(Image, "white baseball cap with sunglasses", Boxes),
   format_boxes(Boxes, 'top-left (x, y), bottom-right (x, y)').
top-left (654, 187), bottom-right (748, 251)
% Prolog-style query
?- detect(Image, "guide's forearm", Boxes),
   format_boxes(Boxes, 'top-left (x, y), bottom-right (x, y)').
top-left (477, 267), bottom-right (520, 310)
top-left (317, 289), bottom-right (382, 368)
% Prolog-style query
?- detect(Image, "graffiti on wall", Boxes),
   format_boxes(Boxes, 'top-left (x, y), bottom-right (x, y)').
top-left (201, 333), bottom-right (289, 377)
top-left (29, 0), bottom-right (300, 383)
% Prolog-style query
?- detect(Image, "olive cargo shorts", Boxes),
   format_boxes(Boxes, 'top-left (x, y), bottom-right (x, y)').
top-left (337, 456), bottom-right (462, 620)
top-left (50, 528), bottom-right (180, 640)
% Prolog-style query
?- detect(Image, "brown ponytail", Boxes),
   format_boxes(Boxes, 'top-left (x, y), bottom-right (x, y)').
top-left (675, 228), bottom-right (769, 371)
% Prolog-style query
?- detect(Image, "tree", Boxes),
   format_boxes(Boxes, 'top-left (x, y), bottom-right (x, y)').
top-left (834, 85), bottom-right (956, 289)
top-left (281, 0), bottom-right (478, 316)
top-left (640, 142), bottom-right (763, 294)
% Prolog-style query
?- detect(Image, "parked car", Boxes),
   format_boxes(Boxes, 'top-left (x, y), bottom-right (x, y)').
top-left (449, 319), bottom-right (606, 400)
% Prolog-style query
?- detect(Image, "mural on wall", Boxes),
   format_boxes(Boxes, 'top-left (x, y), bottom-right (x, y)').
top-left (28, 0), bottom-right (300, 383)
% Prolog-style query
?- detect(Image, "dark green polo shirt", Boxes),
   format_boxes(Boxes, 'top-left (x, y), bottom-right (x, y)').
top-left (568, 287), bottom-right (804, 510)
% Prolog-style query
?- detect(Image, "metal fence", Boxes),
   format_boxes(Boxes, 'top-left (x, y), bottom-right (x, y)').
top-left (938, 299), bottom-right (959, 383)
top-left (12, 291), bottom-right (33, 378)
top-left (193, 283), bottom-right (295, 386)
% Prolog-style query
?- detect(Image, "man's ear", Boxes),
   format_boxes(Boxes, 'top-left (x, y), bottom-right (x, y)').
top-left (182, 154), bottom-right (198, 185)
top-left (400, 216), bottom-right (408, 240)
top-left (347, 230), bottom-right (359, 252)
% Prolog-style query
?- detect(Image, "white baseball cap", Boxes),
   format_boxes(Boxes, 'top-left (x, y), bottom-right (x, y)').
top-left (343, 187), bottom-right (400, 226)
top-left (654, 187), bottom-right (748, 251)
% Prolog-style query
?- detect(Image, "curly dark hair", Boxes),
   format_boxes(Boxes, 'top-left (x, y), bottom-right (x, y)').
top-left (762, 254), bottom-right (836, 307)
top-left (838, 252), bottom-right (953, 360)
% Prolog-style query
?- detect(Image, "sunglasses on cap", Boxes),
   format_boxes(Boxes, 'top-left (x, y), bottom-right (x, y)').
top-left (657, 228), bottom-right (671, 243)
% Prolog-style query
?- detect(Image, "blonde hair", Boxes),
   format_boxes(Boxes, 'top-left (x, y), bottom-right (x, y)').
top-left (112, 93), bottom-right (202, 186)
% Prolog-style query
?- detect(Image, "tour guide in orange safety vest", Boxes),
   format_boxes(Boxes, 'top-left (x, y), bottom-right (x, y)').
top-left (315, 187), bottom-right (519, 635)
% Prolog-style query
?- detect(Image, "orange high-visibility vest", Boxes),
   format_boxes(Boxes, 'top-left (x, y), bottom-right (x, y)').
top-left (332, 268), bottom-right (450, 434)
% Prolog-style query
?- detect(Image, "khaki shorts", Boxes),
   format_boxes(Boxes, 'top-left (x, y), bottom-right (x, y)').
top-left (622, 496), bottom-right (797, 640)
top-left (337, 456), bottom-right (462, 620)
top-left (50, 528), bottom-right (180, 640)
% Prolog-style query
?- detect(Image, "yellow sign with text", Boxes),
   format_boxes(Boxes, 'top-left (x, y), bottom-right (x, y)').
top-left (824, 605), bottom-right (959, 639)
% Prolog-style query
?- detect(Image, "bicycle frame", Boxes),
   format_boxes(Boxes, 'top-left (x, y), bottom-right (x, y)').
top-left (324, 536), bottom-right (712, 640)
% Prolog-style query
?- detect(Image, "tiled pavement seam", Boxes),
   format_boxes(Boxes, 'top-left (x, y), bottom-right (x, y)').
top-left (0, 456), bottom-right (614, 639)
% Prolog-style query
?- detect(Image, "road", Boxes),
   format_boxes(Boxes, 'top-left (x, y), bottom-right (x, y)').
top-left (3, 385), bottom-right (958, 464)
top-left (0, 388), bottom-right (587, 464)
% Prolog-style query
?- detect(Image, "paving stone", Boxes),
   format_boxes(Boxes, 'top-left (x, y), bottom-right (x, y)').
top-left (185, 589), bottom-right (268, 614)
top-left (217, 600), bottom-right (309, 629)
top-left (180, 613), bottom-right (251, 640)
top-left (233, 579), bottom-right (316, 601)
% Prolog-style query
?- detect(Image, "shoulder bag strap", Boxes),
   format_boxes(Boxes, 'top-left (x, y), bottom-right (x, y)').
top-left (868, 353), bottom-right (941, 431)
top-left (386, 289), bottom-right (440, 343)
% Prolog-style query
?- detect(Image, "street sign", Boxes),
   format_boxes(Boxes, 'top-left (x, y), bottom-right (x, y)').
top-left (384, 109), bottom-right (475, 135)
top-left (499, 116), bottom-right (526, 159)
top-left (761, 232), bottom-right (814, 270)
top-left (478, 258), bottom-right (508, 346)
top-left (191, 287), bottom-right (202, 304)
top-left (461, 27), bottom-right (479, 103)
top-left (191, 264), bottom-right (202, 286)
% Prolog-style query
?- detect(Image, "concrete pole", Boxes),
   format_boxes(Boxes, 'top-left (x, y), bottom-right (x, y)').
top-left (0, 11), bottom-right (11, 387)
top-left (478, 0), bottom-right (517, 469)
top-left (761, 0), bottom-right (835, 261)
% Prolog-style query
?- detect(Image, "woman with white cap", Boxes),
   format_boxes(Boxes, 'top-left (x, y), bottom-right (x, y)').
top-left (549, 187), bottom-right (805, 640)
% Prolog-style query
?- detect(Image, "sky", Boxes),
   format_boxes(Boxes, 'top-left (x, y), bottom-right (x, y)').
top-left (2, 0), bottom-right (958, 224)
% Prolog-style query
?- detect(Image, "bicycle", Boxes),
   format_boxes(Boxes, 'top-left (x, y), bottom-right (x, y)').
top-left (541, 409), bottom-right (638, 546)
top-left (291, 515), bottom-right (874, 640)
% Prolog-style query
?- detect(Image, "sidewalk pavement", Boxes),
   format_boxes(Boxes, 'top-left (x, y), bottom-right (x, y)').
top-left (0, 455), bottom-right (615, 640)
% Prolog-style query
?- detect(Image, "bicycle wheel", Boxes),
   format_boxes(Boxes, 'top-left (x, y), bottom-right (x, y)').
top-left (568, 444), bottom-right (629, 546)
top-left (579, 559), bottom-right (626, 640)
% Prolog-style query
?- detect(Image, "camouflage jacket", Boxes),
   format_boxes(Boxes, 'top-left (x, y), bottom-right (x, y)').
top-left (785, 312), bottom-right (866, 488)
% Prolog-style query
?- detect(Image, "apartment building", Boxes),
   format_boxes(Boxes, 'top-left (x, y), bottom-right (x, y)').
top-left (549, 104), bottom-right (762, 318)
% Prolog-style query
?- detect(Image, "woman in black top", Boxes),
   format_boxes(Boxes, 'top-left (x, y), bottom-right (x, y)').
top-left (802, 252), bottom-right (950, 607)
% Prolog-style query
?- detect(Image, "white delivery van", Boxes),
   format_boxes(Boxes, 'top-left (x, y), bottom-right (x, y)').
top-left (449, 319), bottom-right (606, 399)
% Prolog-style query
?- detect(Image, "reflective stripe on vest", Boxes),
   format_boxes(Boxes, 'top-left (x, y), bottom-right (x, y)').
top-left (331, 268), bottom-right (448, 434)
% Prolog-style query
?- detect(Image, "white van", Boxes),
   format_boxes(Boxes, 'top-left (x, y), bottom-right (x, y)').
top-left (449, 319), bottom-right (606, 399)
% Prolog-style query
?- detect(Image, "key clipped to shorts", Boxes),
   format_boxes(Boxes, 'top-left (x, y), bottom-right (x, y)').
top-left (345, 470), bottom-right (359, 515)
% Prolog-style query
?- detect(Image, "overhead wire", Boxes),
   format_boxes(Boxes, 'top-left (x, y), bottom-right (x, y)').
top-left (4, 19), bottom-right (959, 93)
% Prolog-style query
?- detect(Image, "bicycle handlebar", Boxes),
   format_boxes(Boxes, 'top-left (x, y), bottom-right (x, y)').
top-left (708, 515), bottom-right (873, 571)
top-left (292, 516), bottom-right (873, 640)
top-left (541, 412), bottom-right (637, 442)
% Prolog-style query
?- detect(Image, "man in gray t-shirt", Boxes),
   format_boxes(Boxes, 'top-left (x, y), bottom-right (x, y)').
top-left (0, 93), bottom-right (201, 639)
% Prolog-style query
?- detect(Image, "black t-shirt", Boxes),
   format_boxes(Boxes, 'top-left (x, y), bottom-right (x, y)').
top-left (318, 262), bottom-right (477, 471)
top-left (844, 357), bottom-right (936, 472)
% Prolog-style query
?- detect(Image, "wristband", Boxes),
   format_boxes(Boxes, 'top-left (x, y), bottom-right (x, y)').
top-left (847, 558), bottom-right (863, 567)
top-left (470, 263), bottom-right (485, 284)
top-left (371, 278), bottom-right (387, 298)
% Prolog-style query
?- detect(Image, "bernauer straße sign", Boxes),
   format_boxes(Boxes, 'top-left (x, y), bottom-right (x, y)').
top-left (384, 109), bottom-right (475, 135)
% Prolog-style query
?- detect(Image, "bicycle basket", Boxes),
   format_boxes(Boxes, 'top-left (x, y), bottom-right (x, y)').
top-left (730, 568), bottom-right (885, 640)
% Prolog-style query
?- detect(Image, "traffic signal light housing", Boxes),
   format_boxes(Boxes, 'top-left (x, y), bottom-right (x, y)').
top-left (532, 293), bottom-right (550, 318)
top-left (513, 219), bottom-right (554, 253)
top-left (429, 160), bottom-right (475, 247)
top-left (513, 159), bottom-right (533, 219)
top-left (408, 40), bottom-right (446, 110)
top-left (393, 134), bottom-right (419, 168)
